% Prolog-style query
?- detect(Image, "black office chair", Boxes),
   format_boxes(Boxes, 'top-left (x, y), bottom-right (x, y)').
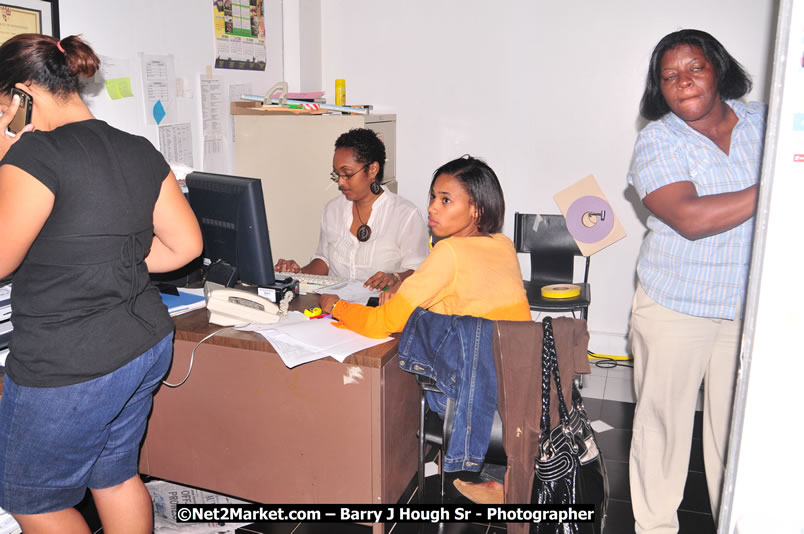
top-left (513, 213), bottom-right (591, 321)
top-left (416, 375), bottom-right (506, 504)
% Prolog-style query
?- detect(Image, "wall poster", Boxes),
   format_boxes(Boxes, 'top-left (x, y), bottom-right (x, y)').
top-left (213, 0), bottom-right (266, 71)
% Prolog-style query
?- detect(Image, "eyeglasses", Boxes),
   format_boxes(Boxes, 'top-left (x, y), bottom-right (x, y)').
top-left (329, 165), bottom-right (368, 183)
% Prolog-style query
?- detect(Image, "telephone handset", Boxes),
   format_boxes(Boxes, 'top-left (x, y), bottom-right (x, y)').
top-left (207, 288), bottom-right (280, 326)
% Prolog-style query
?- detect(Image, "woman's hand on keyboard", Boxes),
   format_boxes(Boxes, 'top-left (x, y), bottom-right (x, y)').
top-left (274, 259), bottom-right (301, 273)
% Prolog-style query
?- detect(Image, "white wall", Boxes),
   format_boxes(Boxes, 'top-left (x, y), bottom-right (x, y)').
top-left (55, 1), bottom-right (779, 353)
top-left (59, 0), bottom-right (284, 173)
top-left (310, 0), bottom-right (778, 354)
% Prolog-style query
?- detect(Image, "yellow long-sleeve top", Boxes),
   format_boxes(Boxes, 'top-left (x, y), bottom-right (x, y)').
top-left (331, 233), bottom-right (532, 338)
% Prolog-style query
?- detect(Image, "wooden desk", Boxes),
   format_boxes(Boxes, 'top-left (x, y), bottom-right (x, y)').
top-left (139, 296), bottom-right (420, 505)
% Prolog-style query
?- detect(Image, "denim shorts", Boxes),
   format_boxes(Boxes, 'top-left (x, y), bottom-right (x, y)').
top-left (0, 333), bottom-right (173, 514)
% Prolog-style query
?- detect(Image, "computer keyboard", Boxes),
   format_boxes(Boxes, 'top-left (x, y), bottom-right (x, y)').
top-left (0, 320), bottom-right (11, 351)
top-left (0, 283), bottom-right (10, 322)
top-left (0, 283), bottom-right (10, 351)
top-left (274, 272), bottom-right (347, 294)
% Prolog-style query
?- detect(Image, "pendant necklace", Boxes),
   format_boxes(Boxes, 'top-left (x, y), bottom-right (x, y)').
top-left (355, 202), bottom-right (371, 242)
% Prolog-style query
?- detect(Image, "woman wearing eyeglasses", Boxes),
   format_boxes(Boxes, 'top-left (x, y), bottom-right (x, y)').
top-left (274, 128), bottom-right (429, 291)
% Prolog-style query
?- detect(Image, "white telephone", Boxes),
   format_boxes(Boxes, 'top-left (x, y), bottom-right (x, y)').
top-left (207, 288), bottom-right (280, 326)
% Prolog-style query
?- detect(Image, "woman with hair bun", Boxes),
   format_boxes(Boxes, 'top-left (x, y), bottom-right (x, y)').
top-left (319, 155), bottom-right (530, 504)
top-left (274, 127), bottom-right (430, 292)
top-left (0, 34), bottom-right (202, 532)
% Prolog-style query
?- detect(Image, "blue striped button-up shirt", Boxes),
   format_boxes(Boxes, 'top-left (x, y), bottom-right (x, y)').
top-left (627, 100), bottom-right (767, 320)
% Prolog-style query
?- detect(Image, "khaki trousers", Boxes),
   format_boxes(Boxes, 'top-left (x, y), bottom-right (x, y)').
top-left (628, 285), bottom-right (740, 534)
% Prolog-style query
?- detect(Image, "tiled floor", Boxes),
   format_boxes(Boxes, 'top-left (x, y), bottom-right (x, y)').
top-left (581, 359), bottom-right (716, 534)
top-left (76, 359), bottom-right (714, 534)
top-left (584, 354), bottom-right (704, 411)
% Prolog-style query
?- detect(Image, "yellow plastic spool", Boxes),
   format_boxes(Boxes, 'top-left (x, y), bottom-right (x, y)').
top-left (540, 284), bottom-right (581, 299)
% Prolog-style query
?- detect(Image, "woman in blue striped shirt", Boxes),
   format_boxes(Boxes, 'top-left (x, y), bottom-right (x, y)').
top-left (626, 29), bottom-right (766, 534)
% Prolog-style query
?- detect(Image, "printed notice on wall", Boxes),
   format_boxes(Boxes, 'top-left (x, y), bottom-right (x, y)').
top-left (200, 77), bottom-right (226, 172)
top-left (158, 123), bottom-right (194, 167)
top-left (141, 53), bottom-right (177, 125)
top-left (212, 0), bottom-right (266, 71)
top-left (201, 77), bottom-right (225, 142)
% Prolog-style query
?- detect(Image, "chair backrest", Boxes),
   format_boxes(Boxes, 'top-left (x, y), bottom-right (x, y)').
top-left (513, 212), bottom-right (589, 287)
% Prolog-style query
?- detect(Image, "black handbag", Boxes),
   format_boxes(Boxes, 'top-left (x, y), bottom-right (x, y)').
top-left (530, 317), bottom-right (609, 534)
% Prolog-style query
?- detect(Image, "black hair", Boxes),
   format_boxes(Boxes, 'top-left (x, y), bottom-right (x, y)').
top-left (430, 155), bottom-right (505, 234)
top-left (334, 128), bottom-right (386, 183)
top-left (640, 29), bottom-right (752, 121)
top-left (0, 34), bottom-right (100, 98)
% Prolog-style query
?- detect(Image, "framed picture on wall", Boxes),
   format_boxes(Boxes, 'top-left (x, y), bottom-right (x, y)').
top-left (0, 0), bottom-right (59, 45)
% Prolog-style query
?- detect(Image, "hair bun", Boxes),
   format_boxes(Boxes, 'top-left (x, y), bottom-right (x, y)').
top-left (60, 35), bottom-right (100, 79)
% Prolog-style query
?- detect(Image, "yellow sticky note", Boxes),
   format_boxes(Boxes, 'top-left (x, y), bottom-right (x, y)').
top-left (105, 77), bottom-right (133, 100)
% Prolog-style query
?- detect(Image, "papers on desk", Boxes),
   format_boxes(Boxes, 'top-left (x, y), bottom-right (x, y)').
top-left (160, 288), bottom-right (206, 316)
top-left (313, 279), bottom-right (382, 303)
top-left (238, 311), bottom-right (393, 368)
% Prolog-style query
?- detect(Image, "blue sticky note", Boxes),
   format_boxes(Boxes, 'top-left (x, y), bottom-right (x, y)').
top-left (153, 100), bottom-right (166, 125)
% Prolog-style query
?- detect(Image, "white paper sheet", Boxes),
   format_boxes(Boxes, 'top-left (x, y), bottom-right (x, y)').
top-left (140, 53), bottom-right (177, 125)
top-left (238, 312), bottom-right (393, 368)
top-left (235, 311), bottom-right (308, 331)
top-left (0, 508), bottom-right (20, 534)
top-left (258, 331), bottom-right (333, 368)
top-left (200, 77), bottom-right (225, 154)
top-left (158, 123), bottom-right (194, 167)
top-left (314, 279), bottom-right (382, 303)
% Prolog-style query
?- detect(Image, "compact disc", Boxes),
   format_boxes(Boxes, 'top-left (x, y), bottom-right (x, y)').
top-left (565, 196), bottom-right (615, 243)
top-left (541, 284), bottom-right (581, 299)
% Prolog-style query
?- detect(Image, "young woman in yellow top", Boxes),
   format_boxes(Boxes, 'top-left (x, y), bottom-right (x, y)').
top-left (319, 155), bottom-right (529, 504)
top-left (318, 155), bottom-right (531, 337)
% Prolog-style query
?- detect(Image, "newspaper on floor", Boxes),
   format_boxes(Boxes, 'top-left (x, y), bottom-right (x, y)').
top-left (154, 517), bottom-right (238, 534)
top-left (146, 480), bottom-right (249, 533)
top-left (154, 517), bottom-right (237, 534)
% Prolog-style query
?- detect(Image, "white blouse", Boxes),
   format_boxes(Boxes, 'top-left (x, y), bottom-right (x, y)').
top-left (311, 191), bottom-right (430, 281)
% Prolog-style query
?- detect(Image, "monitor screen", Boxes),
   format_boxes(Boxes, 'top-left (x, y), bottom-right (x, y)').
top-left (185, 172), bottom-right (275, 287)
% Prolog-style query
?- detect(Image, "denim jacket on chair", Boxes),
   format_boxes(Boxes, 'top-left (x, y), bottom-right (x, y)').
top-left (398, 308), bottom-right (496, 472)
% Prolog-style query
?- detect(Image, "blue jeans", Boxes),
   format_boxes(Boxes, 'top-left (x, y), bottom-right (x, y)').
top-left (399, 308), bottom-right (497, 473)
top-left (0, 333), bottom-right (173, 514)
top-left (425, 391), bottom-right (506, 483)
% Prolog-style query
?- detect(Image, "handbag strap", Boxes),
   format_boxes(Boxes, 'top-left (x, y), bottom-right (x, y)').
top-left (539, 318), bottom-right (553, 441)
top-left (545, 316), bottom-right (571, 426)
top-left (538, 317), bottom-right (572, 441)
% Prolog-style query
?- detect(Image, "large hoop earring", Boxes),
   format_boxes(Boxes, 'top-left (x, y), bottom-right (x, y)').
top-left (370, 181), bottom-right (382, 195)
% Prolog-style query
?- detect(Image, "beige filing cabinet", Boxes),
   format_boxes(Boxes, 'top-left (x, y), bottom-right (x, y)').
top-left (233, 112), bottom-right (397, 263)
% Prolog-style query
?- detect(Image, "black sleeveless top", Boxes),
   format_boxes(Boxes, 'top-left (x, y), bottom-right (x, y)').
top-left (4, 120), bottom-right (174, 387)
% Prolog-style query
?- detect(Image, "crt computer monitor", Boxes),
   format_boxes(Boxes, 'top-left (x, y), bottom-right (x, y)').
top-left (185, 171), bottom-right (275, 287)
